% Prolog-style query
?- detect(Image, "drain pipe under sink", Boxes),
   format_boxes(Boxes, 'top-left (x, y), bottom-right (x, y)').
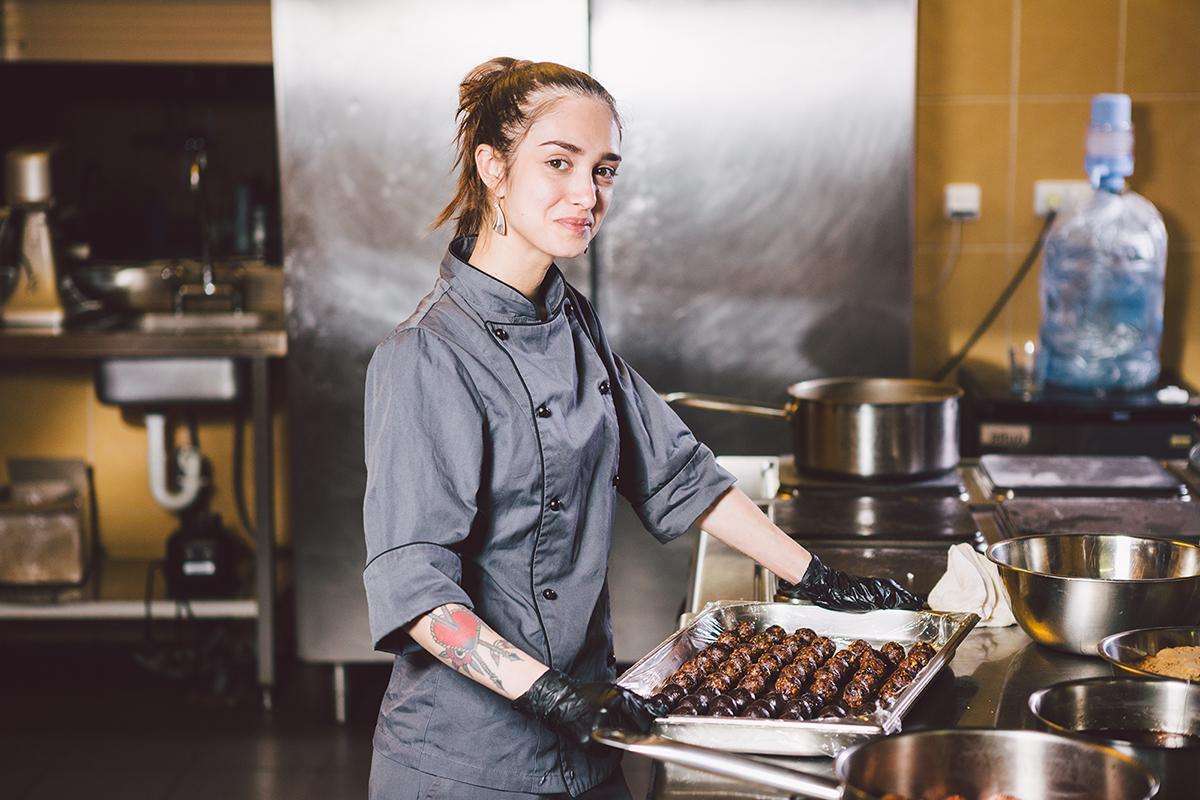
top-left (145, 412), bottom-right (204, 511)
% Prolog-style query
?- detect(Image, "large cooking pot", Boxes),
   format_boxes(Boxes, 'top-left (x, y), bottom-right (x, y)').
top-left (596, 727), bottom-right (1158, 799)
top-left (663, 377), bottom-right (962, 480)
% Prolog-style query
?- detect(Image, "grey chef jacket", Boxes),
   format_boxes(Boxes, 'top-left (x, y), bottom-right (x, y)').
top-left (363, 235), bottom-right (736, 796)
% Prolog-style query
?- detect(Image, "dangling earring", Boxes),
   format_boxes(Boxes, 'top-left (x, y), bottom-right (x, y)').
top-left (493, 198), bottom-right (506, 236)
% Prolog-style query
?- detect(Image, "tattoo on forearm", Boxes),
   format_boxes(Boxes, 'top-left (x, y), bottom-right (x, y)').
top-left (428, 605), bottom-right (521, 690)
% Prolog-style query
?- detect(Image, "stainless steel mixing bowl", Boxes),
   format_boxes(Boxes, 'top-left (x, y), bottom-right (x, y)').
top-left (1030, 677), bottom-right (1200, 800)
top-left (1099, 626), bottom-right (1200, 680)
top-left (987, 533), bottom-right (1200, 655)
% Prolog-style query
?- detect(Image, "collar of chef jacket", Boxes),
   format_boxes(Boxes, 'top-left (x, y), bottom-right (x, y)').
top-left (440, 234), bottom-right (567, 323)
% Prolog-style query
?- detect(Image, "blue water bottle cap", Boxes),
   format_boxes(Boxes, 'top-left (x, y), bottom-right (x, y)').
top-left (1090, 93), bottom-right (1132, 130)
top-left (1085, 93), bottom-right (1134, 191)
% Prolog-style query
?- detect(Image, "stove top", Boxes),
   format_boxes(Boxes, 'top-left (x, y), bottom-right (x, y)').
top-left (778, 455), bottom-right (968, 498)
top-left (998, 496), bottom-right (1200, 541)
top-left (771, 493), bottom-right (983, 546)
top-left (979, 454), bottom-right (1188, 498)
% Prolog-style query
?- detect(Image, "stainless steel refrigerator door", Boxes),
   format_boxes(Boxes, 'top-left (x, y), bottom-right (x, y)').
top-left (590, 0), bottom-right (916, 456)
top-left (274, 0), bottom-right (590, 662)
top-left (593, 0), bottom-right (915, 660)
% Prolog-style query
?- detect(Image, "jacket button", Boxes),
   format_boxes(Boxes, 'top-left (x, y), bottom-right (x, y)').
top-left (548, 497), bottom-right (563, 511)
top-left (607, 651), bottom-right (617, 667)
top-left (564, 300), bottom-right (574, 315)
top-left (599, 379), bottom-right (610, 395)
top-left (612, 474), bottom-right (619, 487)
top-left (535, 404), bottom-right (552, 419)
top-left (542, 588), bottom-right (558, 601)
top-left (491, 326), bottom-right (508, 341)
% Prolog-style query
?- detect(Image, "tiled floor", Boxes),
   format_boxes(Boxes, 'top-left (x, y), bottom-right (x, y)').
top-left (0, 643), bottom-right (652, 799)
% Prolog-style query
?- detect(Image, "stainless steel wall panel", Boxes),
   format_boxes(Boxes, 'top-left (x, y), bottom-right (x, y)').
top-left (275, 0), bottom-right (589, 662)
top-left (590, 0), bottom-right (916, 455)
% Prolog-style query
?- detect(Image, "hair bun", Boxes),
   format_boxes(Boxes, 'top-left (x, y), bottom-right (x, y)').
top-left (460, 57), bottom-right (533, 105)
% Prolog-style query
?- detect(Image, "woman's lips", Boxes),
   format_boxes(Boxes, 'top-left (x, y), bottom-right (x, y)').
top-left (556, 219), bottom-right (591, 236)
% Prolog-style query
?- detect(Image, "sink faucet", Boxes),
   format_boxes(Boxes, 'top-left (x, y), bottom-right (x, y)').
top-left (186, 137), bottom-right (216, 297)
top-left (173, 137), bottom-right (244, 313)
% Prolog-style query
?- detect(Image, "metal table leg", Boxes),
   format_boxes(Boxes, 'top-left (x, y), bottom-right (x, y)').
top-left (252, 357), bottom-right (276, 710)
top-left (333, 663), bottom-right (348, 724)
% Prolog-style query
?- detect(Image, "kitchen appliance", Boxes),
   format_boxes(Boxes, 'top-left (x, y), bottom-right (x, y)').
top-left (987, 534), bottom-right (1200, 655)
top-left (0, 458), bottom-right (98, 595)
top-left (0, 146), bottom-right (68, 326)
top-left (665, 378), bottom-right (961, 480)
top-left (615, 601), bottom-right (978, 756)
top-left (595, 727), bottom-right (1158, 800)
top-left (960, 363), bottom-right (1198, 458)
top-left (1030, 677), bottom-right (1199, 800)
top-left (1099, 626), bottom-right (1200, 680)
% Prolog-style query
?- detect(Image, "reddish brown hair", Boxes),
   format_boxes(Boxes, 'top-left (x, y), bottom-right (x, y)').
top-left (431, 57), bottom-right (622, 240)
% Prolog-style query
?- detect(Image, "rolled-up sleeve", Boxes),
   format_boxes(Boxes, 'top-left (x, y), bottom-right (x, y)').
top-left (610, 353), bottom-right (736, 543)
top-left (362, 328), bottom-right (485, 653)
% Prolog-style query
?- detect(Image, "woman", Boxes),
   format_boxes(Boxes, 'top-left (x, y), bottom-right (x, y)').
top-left (363, 58), bottom-right (921, 799)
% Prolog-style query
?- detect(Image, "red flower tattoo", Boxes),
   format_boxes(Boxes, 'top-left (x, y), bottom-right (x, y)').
top-left (430, 606), bottom-right (520, 689)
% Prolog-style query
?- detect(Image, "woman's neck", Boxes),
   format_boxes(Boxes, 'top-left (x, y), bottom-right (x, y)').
top-left (468, 227), bottom-right (553, 303)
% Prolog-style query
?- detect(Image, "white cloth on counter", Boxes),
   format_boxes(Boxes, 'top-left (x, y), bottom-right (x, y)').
top-left (928, 543), bottom-right (1016, 627)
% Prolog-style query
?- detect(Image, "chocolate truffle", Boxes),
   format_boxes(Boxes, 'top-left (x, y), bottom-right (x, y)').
top-left (742, 700), bottom-right (774, 719)
top-left (763, 624), bottom-right (786, 641)
top-left (726, 687), bottom-right (754, 711)
top-left (710, 698), bottom-right (737, 717)
top-left (681, 692), bottom-right (711, 714)
top-left (880, 641), bottom-right (905, 666)
top-left (715, 630), bottom-right (741, 648)
top-left (734, 620), bottom-right (756, 639)
top-left (702, 672), bottom-right (734, 693)
top-left (659, 683), bottom-right (687, 706)
top-left (793, 628), bottom-right (818, 644)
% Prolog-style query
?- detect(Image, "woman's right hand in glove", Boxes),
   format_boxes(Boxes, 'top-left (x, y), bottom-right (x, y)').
top-left (513, 668), bottom-right (666, 747)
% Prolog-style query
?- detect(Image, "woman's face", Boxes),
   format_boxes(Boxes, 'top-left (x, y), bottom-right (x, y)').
top-left (489, 93), bottom-right (621, 259)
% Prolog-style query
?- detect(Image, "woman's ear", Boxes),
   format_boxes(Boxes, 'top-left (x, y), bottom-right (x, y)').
top-left (474, 144), bottom-right (506, 198)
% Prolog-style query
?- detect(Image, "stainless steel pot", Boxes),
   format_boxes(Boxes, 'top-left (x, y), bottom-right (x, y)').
top-left (596, 727), bottom-right (1158, 799)
top-left (1030, 677), bottom-right (1200, 800)
top-left (663, 378), bottom-right (961, 480)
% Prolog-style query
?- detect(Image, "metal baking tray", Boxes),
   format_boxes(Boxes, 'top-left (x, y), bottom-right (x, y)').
top-left (615, 601), bottom-right (979, 757)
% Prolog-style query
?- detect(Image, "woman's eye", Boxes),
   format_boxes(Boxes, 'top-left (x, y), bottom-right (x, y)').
top-left (596, 166), bottom-right (618, 180)
top-left (547, 158), bottom-right (569, 171)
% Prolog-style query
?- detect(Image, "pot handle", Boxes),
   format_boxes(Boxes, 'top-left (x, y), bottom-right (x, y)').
top-left (661, 392), bottom-right (789, 421)
top-left (592, 728), bottom-right (843, 799)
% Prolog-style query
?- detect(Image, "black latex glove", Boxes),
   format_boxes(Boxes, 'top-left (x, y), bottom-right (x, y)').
top-left (778, 553), bottom-right (926, 612)
top-left (513, 668), bottom-right (666, 748)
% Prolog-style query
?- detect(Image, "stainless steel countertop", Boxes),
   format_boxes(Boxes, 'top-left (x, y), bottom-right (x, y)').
top-left (0, 324), bottom-right (287, 359)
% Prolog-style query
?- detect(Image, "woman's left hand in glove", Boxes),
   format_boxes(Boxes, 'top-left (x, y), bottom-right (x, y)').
top-left (778, 552), bottom-right (926, 612)
top-left (513, 668), bottom-right (667, 747)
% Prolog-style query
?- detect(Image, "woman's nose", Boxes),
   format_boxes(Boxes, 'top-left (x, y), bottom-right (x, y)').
top-left (568, 175), bottom-right (598, 209)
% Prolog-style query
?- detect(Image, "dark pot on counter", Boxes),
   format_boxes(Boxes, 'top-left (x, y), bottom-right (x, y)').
top-left (664, 377), bottom-right (962, 480)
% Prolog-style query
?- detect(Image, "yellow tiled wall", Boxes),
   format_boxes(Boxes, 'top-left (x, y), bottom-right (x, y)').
top-left (915, 0), bottom-right (1200, 379)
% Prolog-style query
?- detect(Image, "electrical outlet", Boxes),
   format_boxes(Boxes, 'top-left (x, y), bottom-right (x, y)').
top-left (1034, 180), bottom-right (1091, 216)
top-left (944, 183), bottom-right (981, 220)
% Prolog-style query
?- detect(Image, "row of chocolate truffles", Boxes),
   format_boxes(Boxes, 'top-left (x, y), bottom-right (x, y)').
top-left (648, 622), bottom-right (937, 721)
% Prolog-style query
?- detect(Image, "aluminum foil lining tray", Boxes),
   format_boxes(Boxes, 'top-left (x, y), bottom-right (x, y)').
top-left (616, 601), bottom-right (979, 757)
